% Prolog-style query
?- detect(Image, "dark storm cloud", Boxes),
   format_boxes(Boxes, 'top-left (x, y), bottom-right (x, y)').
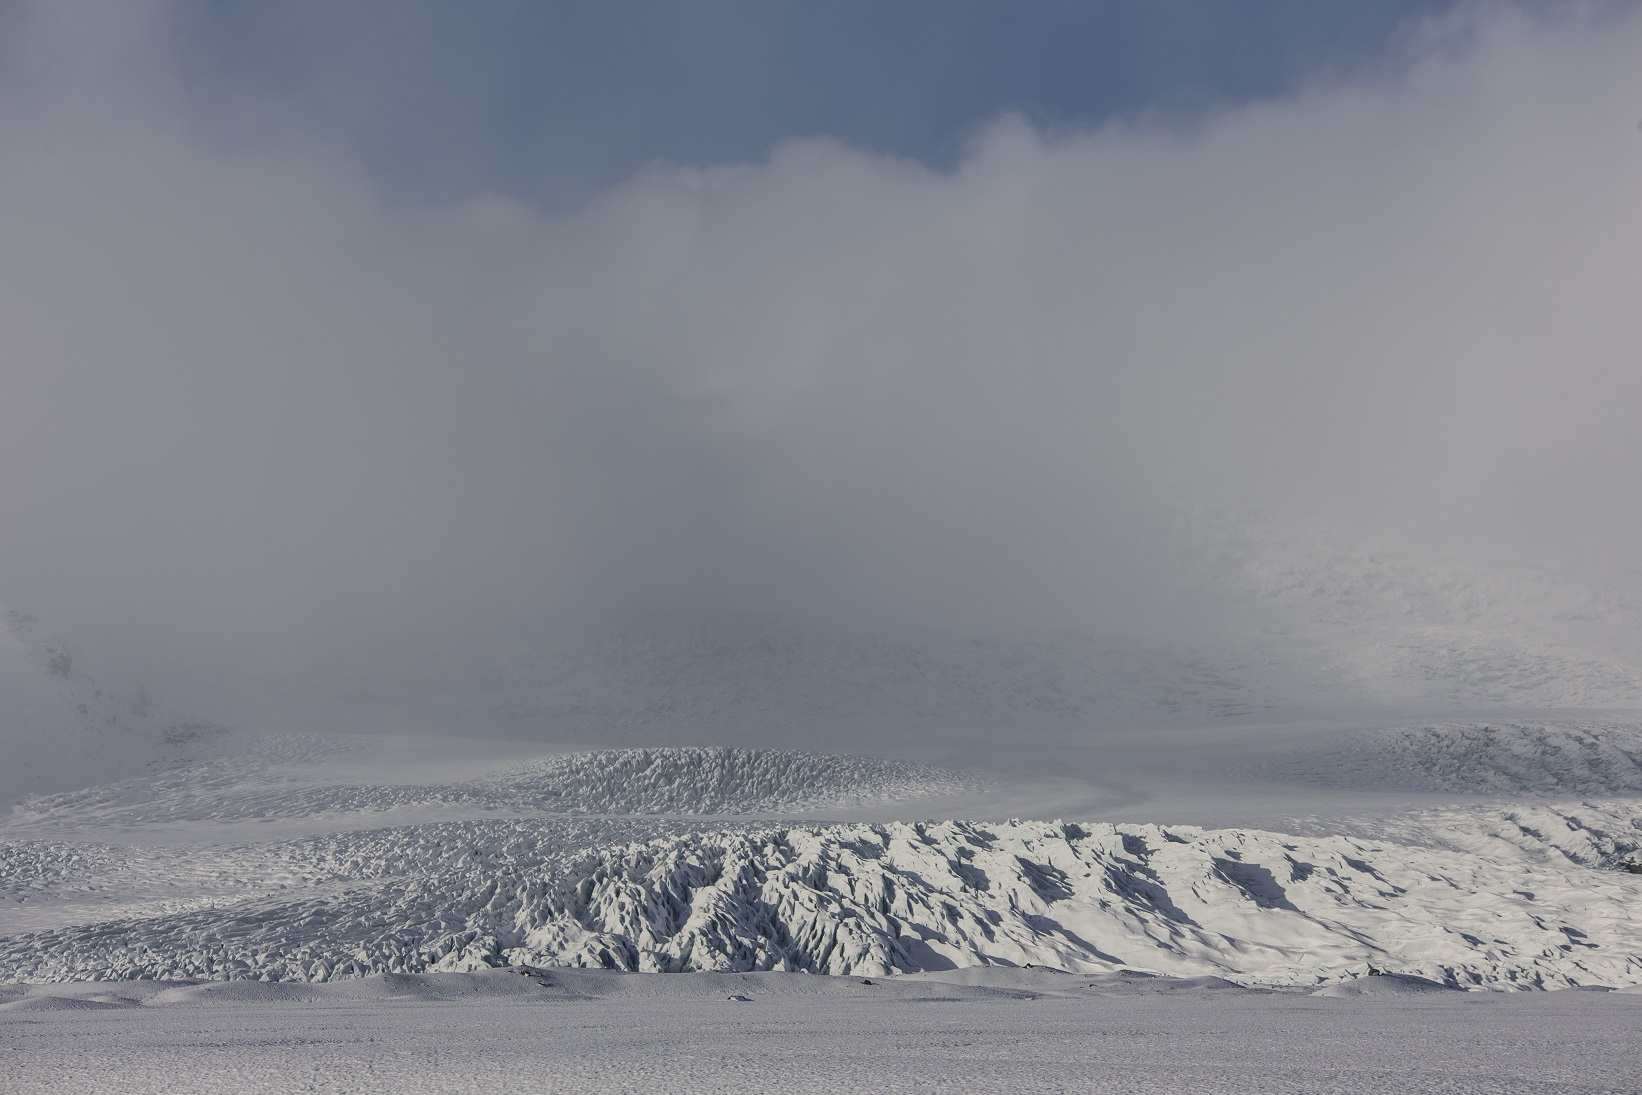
top-left (1, 1), bottom-right (1640, 689)
top-left (167, 0), bottom-right (1453, 208)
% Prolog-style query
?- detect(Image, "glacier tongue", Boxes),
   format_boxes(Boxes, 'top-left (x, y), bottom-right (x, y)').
top-left (481, 814), bottom-right (1642, 987)
top-left (7, 808), bottom-right (1642, 989)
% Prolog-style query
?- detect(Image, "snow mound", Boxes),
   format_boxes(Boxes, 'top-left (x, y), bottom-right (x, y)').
top-left (9, 743), bottom-right (985, 828)
top-left (147, 982), bottom-right (323, 1005)
top-left (1080, 971), bottom-right (1260, 994)
top-left (0, 994), bottom-right (134, 1011)
top-left (1264, 720), bottom-right (1642, 796)
top-left (8, 807), bottom-right (1642, 989)
top-left (145, 971), bottom-right (563, 1006)
top-left (1312, 973), bottom-right (1459, 997)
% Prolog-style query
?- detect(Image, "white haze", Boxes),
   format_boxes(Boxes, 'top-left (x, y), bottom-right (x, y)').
top-left (2, 1), bottom-right (1641, 712)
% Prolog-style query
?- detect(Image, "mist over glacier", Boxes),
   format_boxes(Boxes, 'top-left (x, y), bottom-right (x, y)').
top-left (13, 19), bottom-right (1642, 1085)
top-left (2, 1), bottom-right (1642, 774)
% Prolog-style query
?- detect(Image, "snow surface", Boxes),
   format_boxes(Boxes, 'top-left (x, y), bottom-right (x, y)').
top-left (3, 968), bottom-right (1640, 1094)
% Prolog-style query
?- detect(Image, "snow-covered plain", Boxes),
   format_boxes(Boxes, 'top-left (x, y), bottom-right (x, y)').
top-left (5, 968), bottom-right (1642, 1094)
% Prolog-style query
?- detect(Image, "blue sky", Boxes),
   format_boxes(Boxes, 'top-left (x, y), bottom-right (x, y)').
top-left (174, 1), bottom-right (1458, 207)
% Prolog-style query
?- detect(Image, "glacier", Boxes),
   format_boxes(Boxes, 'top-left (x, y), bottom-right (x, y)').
top-left (4, 741), bottom-right (1641, 990)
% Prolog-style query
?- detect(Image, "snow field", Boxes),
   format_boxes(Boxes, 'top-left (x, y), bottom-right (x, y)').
top-left (3, 969), bottom-right (1641, 1094)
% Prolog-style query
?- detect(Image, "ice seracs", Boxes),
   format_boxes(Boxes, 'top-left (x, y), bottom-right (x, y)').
top-left (6, 804), bottom-right (1641, 989)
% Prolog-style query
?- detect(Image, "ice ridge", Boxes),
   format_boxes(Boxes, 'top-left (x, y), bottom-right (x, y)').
top-left (6, 807), bottom-right (1641, 990)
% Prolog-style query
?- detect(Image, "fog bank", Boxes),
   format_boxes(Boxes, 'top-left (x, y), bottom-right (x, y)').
top-left (2, 2), bottom-right (1640, 695)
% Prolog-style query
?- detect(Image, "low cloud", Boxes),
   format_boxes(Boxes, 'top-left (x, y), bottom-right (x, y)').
top-left (2, 1), bottom-right (1640, 691)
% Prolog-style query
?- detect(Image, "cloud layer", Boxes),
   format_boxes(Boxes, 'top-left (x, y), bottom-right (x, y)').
top-left (2, 2), bottom-right (1640, 687)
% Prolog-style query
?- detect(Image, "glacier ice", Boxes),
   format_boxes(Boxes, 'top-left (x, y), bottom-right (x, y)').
top-left (6, 804), bottom-right (1641, 989)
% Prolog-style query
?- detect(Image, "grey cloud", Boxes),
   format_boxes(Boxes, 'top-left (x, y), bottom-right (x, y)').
top-left (1, 2), bottom-right (1639, 697)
